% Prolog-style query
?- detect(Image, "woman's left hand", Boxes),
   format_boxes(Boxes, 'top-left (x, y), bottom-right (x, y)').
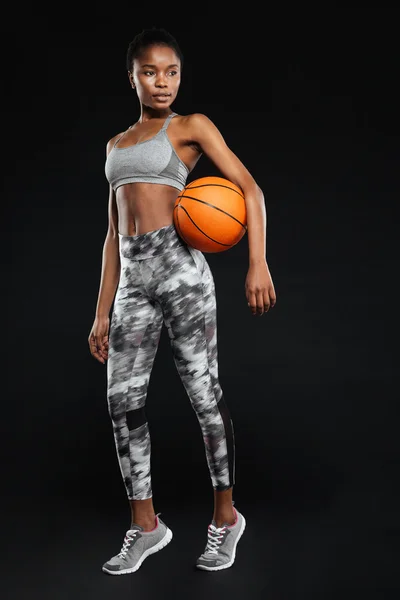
top-left (245, 262), bottom-right (277, 316)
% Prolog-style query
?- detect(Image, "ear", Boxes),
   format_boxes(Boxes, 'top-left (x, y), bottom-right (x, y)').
top-left (128, 71), bottom-right (135, 89)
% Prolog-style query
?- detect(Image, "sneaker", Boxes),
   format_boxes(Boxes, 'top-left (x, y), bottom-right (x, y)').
top-left (195, 502), bottom-right (246, 571)
top-left (102, 513), bottom-right (173, 575)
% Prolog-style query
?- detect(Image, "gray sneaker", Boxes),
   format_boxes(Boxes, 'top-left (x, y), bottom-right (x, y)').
top-left (102, 513), bottom-right (173, 575)
top-left (195, 502), bottom-right (246, 571)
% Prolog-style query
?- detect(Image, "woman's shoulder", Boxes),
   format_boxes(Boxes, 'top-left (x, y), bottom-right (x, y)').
top-left (175, 112), bottom-right (211, 123)
top-left (174, 112), bottom-right (217, 134)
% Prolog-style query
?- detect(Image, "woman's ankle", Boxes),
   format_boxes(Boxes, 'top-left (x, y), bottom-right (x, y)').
top-left (131, 515), bottom-right (157, 530)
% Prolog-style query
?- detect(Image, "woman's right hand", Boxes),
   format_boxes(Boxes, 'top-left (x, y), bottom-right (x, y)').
top-left (88, 315), bottom-right (110, 364)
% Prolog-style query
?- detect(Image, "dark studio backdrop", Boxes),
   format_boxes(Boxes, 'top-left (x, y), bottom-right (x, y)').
top-left (3, 6), bottom-right (399, 600)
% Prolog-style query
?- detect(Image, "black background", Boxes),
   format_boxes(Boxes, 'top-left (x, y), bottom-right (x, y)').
top-left (3, 5), bottom-right (399, 599)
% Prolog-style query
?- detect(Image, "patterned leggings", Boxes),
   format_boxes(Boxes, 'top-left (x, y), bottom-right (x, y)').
top-left (107, 223), bottom-right (235, 500)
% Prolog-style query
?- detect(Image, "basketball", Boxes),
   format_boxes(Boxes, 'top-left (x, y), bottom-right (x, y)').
top-left (173, 176), bottom-right (247, 253)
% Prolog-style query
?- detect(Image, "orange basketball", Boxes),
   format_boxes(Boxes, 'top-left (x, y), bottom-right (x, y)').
top-left (173, 176), bottom-right (247, 253)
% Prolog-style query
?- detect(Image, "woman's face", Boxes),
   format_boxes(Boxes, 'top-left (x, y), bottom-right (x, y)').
top-left (129, 44), bottom-right (181, 110)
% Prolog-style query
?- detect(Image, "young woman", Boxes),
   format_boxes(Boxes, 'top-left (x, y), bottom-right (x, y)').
top-left (88, 27), bottom-right (276, 575)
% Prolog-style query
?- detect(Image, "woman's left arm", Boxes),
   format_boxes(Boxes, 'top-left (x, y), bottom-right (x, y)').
top-left (188, 113), bottom-right (277, 315)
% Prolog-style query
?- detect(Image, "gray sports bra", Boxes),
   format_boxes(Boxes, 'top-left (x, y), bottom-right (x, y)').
top-left (105, 112), bottom-right (189, 192)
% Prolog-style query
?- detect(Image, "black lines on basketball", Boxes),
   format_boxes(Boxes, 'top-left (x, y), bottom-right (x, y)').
top-left (174, 204), bottom-right (233, 247)
top-left (173, 205), bottom-right (191, 246)
top-left (185, 183), bottom-right (245, 200)
top-left (176, 194), bottom-right (247, 231)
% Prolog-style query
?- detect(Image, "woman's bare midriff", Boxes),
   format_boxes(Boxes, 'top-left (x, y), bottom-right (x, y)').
top-left (116, 182), bottom-right (181, 236)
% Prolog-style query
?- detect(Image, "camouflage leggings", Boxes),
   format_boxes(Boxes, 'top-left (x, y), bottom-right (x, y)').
top-left (107, 224), bottom-right (235, 500)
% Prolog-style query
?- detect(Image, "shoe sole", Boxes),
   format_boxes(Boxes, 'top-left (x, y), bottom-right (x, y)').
top-left (102, 527), bottom-right (173, 575)
top-left (196, 514), bottom-right (246, 571)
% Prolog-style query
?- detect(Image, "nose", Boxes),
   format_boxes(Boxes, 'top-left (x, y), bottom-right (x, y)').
top-left (155, 73), bottom-right (168, 88)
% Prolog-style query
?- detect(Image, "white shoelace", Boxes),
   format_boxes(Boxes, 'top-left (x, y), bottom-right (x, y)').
top-left (205, 524), bottom-right (227, 555)
top-left (118, 530), bottom-right (139, 558)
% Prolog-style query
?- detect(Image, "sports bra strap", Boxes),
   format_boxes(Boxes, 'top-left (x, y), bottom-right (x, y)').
top-left (113, 125), bottom-right (132, 148)
top-left (114, 114), bottom-right (175, 147)
top-left (161, 112), bottom-right (177, 131)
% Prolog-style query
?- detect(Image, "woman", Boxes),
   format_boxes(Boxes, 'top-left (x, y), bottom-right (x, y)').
top-left (88, 27), bottom-right (276, 575)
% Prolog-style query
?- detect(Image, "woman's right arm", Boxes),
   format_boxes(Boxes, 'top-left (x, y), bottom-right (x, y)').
top-left (95, 183), bottom-right (120, 319)
top-left (88, 138), bottom-right (121, 364)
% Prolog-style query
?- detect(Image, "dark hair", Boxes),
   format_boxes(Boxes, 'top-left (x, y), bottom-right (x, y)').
top-left (126, 27), bottom-right (184, 72)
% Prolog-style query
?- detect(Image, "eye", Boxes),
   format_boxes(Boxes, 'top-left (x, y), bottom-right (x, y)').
top-left (144, 70), bottom-right (154, 76)
top-left (168, 70), bottom-right (178, 76)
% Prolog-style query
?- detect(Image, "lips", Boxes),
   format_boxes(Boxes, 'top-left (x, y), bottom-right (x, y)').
top-left (153, 93), bottom-right (170, 98)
